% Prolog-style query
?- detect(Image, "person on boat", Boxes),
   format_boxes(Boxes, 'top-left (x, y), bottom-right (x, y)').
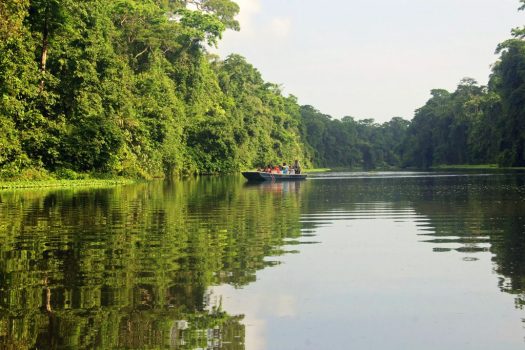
top-left (293, 160), bottom-right (301, 174)
top-left (289, 167), bottom-right (295, 175)
top-left (282, 162), bottom-right (289, 174)
top-left (272, 165), bottom-right (281, 174)
top-left (264, 165), bottom-right (272, 173)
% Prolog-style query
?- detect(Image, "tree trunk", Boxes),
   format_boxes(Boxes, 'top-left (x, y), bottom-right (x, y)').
top-left (39, 10), bottom-right (49, 91)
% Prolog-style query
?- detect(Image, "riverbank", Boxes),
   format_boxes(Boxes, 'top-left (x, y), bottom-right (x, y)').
top-left (432, 164), bottom-right (525, 170)
top-left (432, 164), bottom-right (499, 170)
top-left (0, 178), bottom-right (135, 190)
top-left (0, 169), bottom-right (331, 190)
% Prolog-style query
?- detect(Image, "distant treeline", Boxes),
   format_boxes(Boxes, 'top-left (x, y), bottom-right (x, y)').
top-left (301, 0), bottom-right (525, 169)
top-left (1, 0), bottom-right (525, 180)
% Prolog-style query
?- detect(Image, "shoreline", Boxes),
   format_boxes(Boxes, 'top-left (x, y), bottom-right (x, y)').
top-left (4, 165), bottom-right (525, 190)
top-left (431, 164), bottom-right (525, 170)
top-left (0, 178), bottom-right (135, 190)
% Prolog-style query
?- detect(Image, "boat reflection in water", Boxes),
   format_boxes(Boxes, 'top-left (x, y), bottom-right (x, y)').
top-left (243, 178), bottom-right (304, 195)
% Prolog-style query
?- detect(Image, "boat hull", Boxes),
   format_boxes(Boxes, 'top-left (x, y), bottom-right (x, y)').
top-left (242, 171), bottom-right (307, 182)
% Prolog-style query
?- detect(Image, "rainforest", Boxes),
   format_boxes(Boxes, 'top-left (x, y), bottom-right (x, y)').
top-left (1, 0), bottom-right (525, 181)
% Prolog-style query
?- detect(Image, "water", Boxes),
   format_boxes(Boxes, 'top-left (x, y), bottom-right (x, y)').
top-left (0, 171), bottom-right (524, 349)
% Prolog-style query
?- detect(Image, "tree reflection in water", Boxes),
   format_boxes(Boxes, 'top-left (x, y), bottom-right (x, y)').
top-left (1, 173), bottom-right (525, 348)
top-left (0, 177), bottom-right (308, 349)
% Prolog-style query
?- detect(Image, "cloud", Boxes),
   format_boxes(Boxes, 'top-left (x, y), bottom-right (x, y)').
top-left (269, 17), bottom-right (292, 38)
top-left (225, 1), bottom-right (291, 38)
top-left (275, 294), bottom-right (297, 318)
top-left (216, 2), bottom-right (292, 55)
top-left (236, 0), bottom-right (262, 34)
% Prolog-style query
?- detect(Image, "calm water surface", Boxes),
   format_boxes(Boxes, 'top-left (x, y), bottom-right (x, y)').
top-left (1, 171), bottom-right (525, 349)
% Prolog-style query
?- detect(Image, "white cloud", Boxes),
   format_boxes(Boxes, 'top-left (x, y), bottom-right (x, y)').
top-left (217, 2), bottom-right (292, 56)
top-left (236, 0), bottom-right (262, 34)
top-left (268, 17), bottom-right (292, 38)
top-left (275, 294), bottom-right (297, 318)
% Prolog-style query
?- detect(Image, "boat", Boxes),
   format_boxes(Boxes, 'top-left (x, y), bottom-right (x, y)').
top-left (242, 171), bottom-right (307, 182)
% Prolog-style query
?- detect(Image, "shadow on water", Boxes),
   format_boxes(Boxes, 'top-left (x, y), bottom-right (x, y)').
top-left (0, 171), bottom-right (525, 348)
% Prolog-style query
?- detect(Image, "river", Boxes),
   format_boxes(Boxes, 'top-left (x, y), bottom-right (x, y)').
top-left (0, 171), bottom-right (524, 349)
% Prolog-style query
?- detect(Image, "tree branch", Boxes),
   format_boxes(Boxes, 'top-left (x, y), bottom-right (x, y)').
top-left (134, 47), bottom-right (149, 59)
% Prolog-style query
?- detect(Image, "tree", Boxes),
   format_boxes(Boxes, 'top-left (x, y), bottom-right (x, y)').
top-left (27, 0), bottom-right (74, 90)
top-left (401, 80), bottom-right (488, 168)
top-left (491, 37), bottom-right (525, 166)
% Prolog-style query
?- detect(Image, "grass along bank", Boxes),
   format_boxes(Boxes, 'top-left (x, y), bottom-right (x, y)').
top-left (431, 164), bottom-right (525, 170)
top-left (431, 164), bottom-right (500, 170)
top-left (0, 178), bottom-right (135, 190)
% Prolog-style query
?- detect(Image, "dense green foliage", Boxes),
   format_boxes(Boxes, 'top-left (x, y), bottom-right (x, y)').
top-left (400, 80), bottom-right (498, 168)
top-left (0, 0), bottom-right (309, 179)
top-left (300, 105), bottom-right (409, 169)
top-left (1, 0), bottom-right (525, 178)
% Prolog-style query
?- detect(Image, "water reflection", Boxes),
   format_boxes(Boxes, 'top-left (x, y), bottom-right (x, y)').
top-left (0, 172), bottom-right (524, 349)
top-left (0, 177), bottom-right (314, 349)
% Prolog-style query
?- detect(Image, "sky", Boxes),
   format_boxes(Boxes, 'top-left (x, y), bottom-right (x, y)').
top-left (215, 0), bottom-right (524, 122)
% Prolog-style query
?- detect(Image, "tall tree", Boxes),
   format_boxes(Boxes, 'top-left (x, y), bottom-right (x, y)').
top-left (491, 30), bottom-right (525, 166)
top-left (27, 0), bottom-right (72, 90)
